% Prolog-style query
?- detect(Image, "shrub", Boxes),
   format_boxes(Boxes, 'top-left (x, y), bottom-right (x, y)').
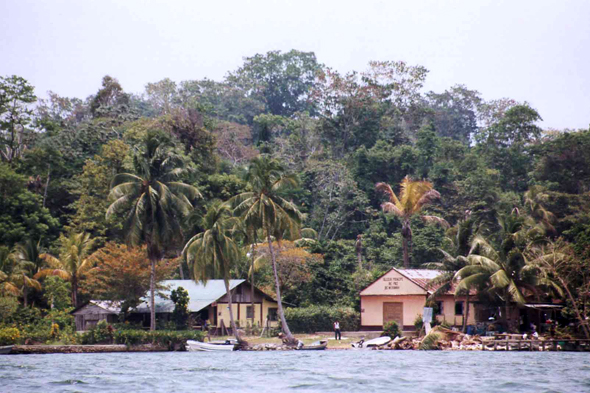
top-left (0, 327), bottom-right (20, 345)
top-left (113, 329), bottom-right (205, 348)
top-left (285, 305), bottom-right (360, 333)
top-left (382, 321), bottom-right (400, 338)
top-left (81, 320), bottom-right (114, 344)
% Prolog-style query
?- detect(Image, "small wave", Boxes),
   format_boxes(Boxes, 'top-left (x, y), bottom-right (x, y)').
top-left (50, 379), bottom-right (88, 385)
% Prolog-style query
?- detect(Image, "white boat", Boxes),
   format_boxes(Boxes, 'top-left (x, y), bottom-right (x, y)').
top-left (351, 336), bottom-right (392, 349)
top-left (0, 345), bottom-right (14, 355)
top-left (186, 339), bottom-right (237, 352)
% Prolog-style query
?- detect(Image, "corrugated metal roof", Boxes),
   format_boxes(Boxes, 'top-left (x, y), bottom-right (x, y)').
top-left (134, 279), bottom-right (244, 313)
top-left (92, 300), bottom-right (122, 313)
top-left (397, 269), bottom-right (442, 290)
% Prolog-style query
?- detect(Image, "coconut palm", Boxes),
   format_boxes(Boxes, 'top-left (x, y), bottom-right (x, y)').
top-left (524, 186), bottom-right (556, 234)
top-left (12, 238), bottom-right (45, 306)
top-left (183, 202), bottom-right (243, 343)
top-left (35, 232), bottom-right (95, 307)
top-left (0, 247), bottom-right (23, 297)
top-left (424, 218), bottom-right (478, 332)
top-left (524, 240), bottom-right (589, 338)
top-left (455, 213), bottom-right (545, 332)
top-left (230, 155), bottom-right (302, 345)
top-left (106, 131), bottom-right (200, 330)
top-left (376, 176), bottom-right (449, 268)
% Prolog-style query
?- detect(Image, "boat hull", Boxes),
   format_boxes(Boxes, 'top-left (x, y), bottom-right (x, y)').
top-left (186, 340), bottom-right (236, 352)
top-left (0, 345), bottom-right (14, 355)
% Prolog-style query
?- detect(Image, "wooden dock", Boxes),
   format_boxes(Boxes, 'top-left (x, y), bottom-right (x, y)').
top-left (482, 338), bottom-right (590, 352)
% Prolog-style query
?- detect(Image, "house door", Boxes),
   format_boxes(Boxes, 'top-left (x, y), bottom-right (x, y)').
top-left (383, 302), bottom-right (403, 328)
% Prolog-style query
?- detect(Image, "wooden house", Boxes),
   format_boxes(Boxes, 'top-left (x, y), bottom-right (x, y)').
top-left (131, 280), bottom-right (280, 329)
top-left (71, 301), bottom-right (122, 331)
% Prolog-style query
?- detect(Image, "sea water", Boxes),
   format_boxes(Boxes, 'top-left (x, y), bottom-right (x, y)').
top-left (2, 350), bottom-right (589, 392)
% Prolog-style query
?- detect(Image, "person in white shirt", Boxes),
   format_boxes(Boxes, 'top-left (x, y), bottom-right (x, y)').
top-left (334, 320), bottom-right (341, 340)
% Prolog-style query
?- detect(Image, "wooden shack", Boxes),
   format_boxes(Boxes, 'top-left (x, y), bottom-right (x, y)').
top-left (71, 301), bottom-right (121, 331)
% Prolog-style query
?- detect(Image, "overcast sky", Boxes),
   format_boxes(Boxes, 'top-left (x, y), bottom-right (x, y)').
top-left (1, 0), bottom-right (589, 129)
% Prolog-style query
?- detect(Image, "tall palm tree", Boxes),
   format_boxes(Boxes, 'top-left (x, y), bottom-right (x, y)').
top-left (230, 155), bottom-right (302, 345)
top-left (524, 186), bottom-right (556, 234)
top-left (376, 176), bottom-right (449, 268)
top-left (35, 232), bottom-right (95, 307)
top-left (455, 213), bottom-right (545, 332)
top-left (424, 218), bottom-right (478, 332)
top-left (183, 202), bottom-right (243, 343)
top-left (106, 131), bottom-right (200, 330)
top-left (525, 241), bottom-right (589, 339)
top-left (13, 238), bottom-right (45, 306)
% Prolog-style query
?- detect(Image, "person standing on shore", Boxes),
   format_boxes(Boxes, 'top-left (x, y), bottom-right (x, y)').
top-left (334, 320), bottom-right (341, 340)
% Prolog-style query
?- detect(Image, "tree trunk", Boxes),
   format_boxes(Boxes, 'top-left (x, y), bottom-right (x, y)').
top-left (462, 293), bottom-right (470, 333)
top-left (72, 275), bottom-right (78, 308)
top-left (23, 276), bottom-right (28, 307)
top-left (179, 260), bottom-right (185, 280)
top-left (224, 279), bottom-right (242, 343)
top-left (356, 235), bottom-right (362, 270)
top-left (559, 277), bottom-right (590, 339)
top-left (267, 231), bottom-right (296, 345)
top-left (43, 164), bottom-right (51, 208)
top-left (402, 236), bottom-right (410, 269)
top-left (150, 257), bottom-right (156, 331)
top-left (505, 296), bottom-right (513, 333)
top-left (250, 244), bottom-right (255, 328)
top-left (402, 221), bottom-right (411, 269)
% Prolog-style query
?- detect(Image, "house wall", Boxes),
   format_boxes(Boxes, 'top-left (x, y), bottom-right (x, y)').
top-left (434, 295), bottom-right (477, 326)
top-left (215, 299), bottom-right (279, 329)
top-left (361, 295), bottom-right (427, 329)
top-left (72, 304), bottom-right (117, 331)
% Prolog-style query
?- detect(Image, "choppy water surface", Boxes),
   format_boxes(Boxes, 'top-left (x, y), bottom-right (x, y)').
top-left (2, 350), bottom-right (590, 392)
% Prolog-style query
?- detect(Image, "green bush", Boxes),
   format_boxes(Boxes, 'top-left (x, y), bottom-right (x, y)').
top-left (113, 329), bottom-right (205, 348)
top-left (81, 320), bottom-right (114, 344)
top-left (285, 306), bottom-right (360, 333)
top-left (382, 321), bottom-right (400, 338)
top-left (0, 327), bottom-right (20, 345)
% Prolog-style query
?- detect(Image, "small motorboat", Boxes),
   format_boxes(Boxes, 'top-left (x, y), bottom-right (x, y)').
top-left (186, 339), bottom-right (237, 352)
top-left (351, 336), bottom-right (392, 349)
top-left (297, 340), bottom-right (327, 351)
top-left (0, 345), bottom-right (14, 355)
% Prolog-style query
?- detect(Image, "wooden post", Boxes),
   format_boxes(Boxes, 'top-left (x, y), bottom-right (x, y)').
top-left (494, 341), bottom-right (498, 351)
top-left (517, 341), bottom-right (521, 351)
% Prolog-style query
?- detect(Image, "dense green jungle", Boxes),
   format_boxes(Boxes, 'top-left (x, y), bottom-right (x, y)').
top-left (1, 49), bottom-right (590, 343)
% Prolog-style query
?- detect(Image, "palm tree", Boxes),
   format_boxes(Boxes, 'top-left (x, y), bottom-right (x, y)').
top-left (455, 213), bottom-right (545, 332)
top-left (35, 232), bottom-right (95, 307)
top-left (106, 131), bottom-right (200, 330)
top-left (524, 186), bottom-right (556, 234)
top-left (376, 176), bottom-right (449, 268)
top-left (424, 218), bottom-right (478, 332)
top-left (0, 247), bottom-right (23, 298)
top-left (13, 239), bottom-right (45, 306)
top-left (230, 155), bottom-right (302, 345)
top-left (183, 202), bottom-right (243, 343)
top-left (525, 240), bottom-right (589, 339)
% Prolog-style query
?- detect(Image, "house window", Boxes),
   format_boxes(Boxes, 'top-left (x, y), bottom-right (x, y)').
top-left (246, 306), bottom-right (254, 319)
top-left (435, 301), bottom-right (444, 315)
top-left (268, 308), bottom-right (278, 321)
top-left (455, 301), bottom-right (464, 316)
